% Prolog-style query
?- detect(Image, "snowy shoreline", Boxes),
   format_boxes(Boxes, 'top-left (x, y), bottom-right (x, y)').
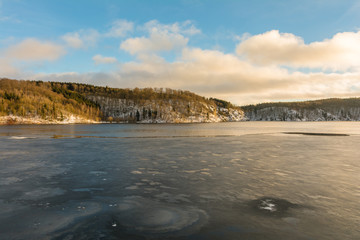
top-left (0, 115), bottom-right (100, 125)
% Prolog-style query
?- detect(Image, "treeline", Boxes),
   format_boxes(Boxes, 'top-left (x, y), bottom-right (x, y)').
top-left (210, 98), bottom-right (235, 109)
top-left (241, 98), bottom-right (360, 112)
top-left (51, 81), bottom-right (215, 106)
top-left (42, 81), bottom-right (231, 122)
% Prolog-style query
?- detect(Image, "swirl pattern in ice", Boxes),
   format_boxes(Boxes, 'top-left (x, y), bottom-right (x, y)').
top-left (114, 197), bottom-right (208, 236)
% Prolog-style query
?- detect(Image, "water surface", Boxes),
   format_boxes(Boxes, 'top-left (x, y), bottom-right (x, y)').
top-left (0, 122), bottom-right (359, 239)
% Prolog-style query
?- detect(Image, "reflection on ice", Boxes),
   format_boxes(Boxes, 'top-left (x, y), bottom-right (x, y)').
top-left (8, 136), bottom-right (35, 140)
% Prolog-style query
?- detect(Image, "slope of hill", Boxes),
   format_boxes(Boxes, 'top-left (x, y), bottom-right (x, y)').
top-left (242, 98), bottom-right (360, 121)
top-left (0, 79), bottom-right (102, 124)
top-left (0, 79), bottom-right (244, 124)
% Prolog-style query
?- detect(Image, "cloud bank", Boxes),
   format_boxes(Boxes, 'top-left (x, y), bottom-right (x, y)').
top-left (1, 20), bottom-right (360, 105)
top-left (236, 30), bottom-right (360, 71)
top-left (5, 38), bottom-right (65, 61)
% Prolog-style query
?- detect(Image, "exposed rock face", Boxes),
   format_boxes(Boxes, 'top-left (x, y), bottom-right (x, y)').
top-left (244, 106), bottom-right (360, 121)
top-left (87, 95), bottom-right (244, 123)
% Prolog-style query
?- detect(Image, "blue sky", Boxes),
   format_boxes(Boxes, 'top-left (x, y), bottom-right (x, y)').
top-left (1, 0), bottom-right (360, 104)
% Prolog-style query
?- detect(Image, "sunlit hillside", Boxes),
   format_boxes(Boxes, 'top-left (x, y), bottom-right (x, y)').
top-left (0, 79), bottom-right (243, 124)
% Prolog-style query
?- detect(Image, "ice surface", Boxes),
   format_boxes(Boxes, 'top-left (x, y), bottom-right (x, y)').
top-left (72, 188), bottom-right (104, 192)
top-left (0, 177), bottom-right (22, 185)
top-left (0, 123), bottom-right (359, 239)
top-left (114, 197), bottom-right (208, 235)
top-left (21, 188), bottom-right (66, 200)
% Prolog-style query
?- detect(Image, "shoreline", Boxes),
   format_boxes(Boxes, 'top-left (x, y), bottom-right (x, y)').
top-left (1, 115), bottom-right (359, 125)
top-left (0, 115), bottom-right (100, 125)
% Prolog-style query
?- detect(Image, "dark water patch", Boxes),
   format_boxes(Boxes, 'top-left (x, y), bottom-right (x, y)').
top-left (248, 197), bottom-right (300, 217)
top-left (72, 188), bottom-right (104, 192)
top-left (283, 132), bottom-right (349, 136)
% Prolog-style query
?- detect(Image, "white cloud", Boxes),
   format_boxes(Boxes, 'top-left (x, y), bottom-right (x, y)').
top-left (120, 31), bottom-right (188, 55)
top-left (92, 54), bottom-right (117, 64)
top-left (62, 29), bottom-right (99, 49)
top-left (0, 38), bottom-right (65, 78)
top-left (5, 38), bottom-right (65, 61)
top-left (236, 30), bottom-right (360, 71)
top-left (106, 19), bottom-right (134, 37)
top-left (62, 32), bottom-right (83, 48)
top-left (120, 20), bottom-right (200, 55)
top-left (143, 20), bottom-right (201, 35)
top-left (24, 54), bottom-right (360, 105)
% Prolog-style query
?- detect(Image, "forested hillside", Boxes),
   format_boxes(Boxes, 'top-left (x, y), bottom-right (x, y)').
top-left (2, 78), bottom-right (358, 124)
top-left (0, 79), bottom-right (243, 124)
top-left (0, 79), bottom-right (102, 124)
top-left (242, 98), bottom-right (360, 121)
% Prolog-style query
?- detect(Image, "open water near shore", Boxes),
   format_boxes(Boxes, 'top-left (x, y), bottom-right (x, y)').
top-left (0, 122), bottom-right (359, 240)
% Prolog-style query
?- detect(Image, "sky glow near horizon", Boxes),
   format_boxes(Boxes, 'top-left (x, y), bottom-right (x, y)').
top-left (1, 0), bottom-right (360, 105)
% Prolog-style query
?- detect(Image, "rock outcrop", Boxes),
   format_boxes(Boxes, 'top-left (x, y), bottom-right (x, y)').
top-left (87, 95), bottom-right (244, 123)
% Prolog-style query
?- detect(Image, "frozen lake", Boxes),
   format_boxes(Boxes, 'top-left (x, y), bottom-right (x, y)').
top-left (0, 122), bottom-right (359, 239)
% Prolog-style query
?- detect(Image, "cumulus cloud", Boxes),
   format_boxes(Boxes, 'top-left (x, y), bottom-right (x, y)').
top-left (92, 54), bottom-right (117, 64)
top-left (120, 48), bottom-right (291, 93)
top-left (120, 32), bottom-right (188, 55)
top-left (0, 38), bottom-right (65, 78)
top-left (106, 19), bottom-right (134, 37)
top-left (62, 29), bottom-right (99, 49)
top-left (24, 48), bottom-right (360, 105)
top-left (5, 38), bottom-right (65, 61)
top-left (236, 30), bottom-right (360, 71)
top-left (120, 20), bottom-right (200, 55)
top-left (115, 47), bottom-right (360, 104)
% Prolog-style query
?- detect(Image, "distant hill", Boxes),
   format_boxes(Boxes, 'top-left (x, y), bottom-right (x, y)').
top-left (2, 78), bottom-right (359, 124)
top-left (241, 98), bottom-right (360, 121)
top-left (0, 79), bottom-right (243, 124)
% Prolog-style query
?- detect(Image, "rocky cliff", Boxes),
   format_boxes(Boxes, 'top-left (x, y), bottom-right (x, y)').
top-left (86, 95), bottom-right (244, 123)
